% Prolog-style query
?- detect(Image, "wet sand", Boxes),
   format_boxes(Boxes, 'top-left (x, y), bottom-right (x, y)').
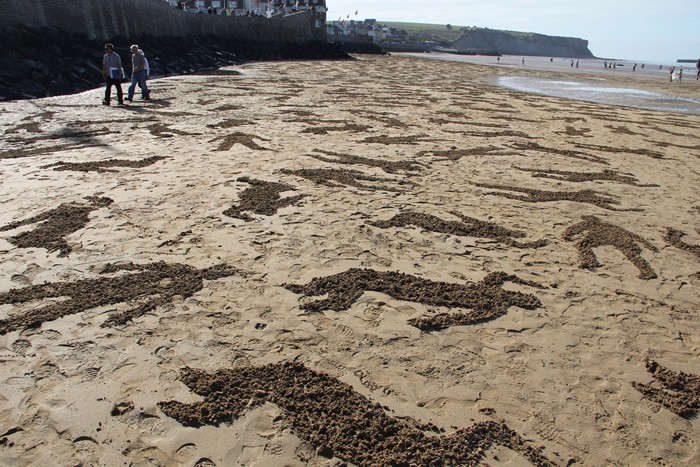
top-left (0, 54), bottom-right (698, 465)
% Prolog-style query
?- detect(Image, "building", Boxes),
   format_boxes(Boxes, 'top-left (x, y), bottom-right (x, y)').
top-left (171, 0), bottom-right (325, 13)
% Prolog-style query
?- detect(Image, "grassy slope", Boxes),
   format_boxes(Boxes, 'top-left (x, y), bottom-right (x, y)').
top-left (328, 21), bottom-right (537, 43)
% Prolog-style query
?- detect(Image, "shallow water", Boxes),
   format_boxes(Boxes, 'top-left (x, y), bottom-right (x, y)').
top-left (497, 76), bottom-right (700, 114)
top-left (400, 52), bottom-right (700, 114)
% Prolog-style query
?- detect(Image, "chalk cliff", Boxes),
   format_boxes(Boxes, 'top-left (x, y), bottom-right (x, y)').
top-left (452, 28), bottom-right (594, 58)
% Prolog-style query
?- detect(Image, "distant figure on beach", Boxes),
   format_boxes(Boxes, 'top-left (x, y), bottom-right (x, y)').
top-left (696, 59), bottom-right (700, 79)
top-left (550, 57), bottom-right (553, 62)
top-left (522, 57), bottom-right (525, 65)
top-left (101, 43), bottom-right (124, 106)
top-left (571, 60), bottom-right (574, 67)
top-left (127, 44), bottom-right (150, 102)
top-left (678, 68), bottom-right (683, 83)
top-left (497, 56), bottom-right (500, 63)
top-left (604, 61), bottom-right (608, 70)
top-left (576, 60), bottom-right (579, 68)
top-left (669, 66), bottom-right (675, 82)
top-left (633, 63), bottom-right (637, 71)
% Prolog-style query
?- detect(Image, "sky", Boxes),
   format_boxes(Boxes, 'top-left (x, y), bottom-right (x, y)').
top-left (326, 0), bottom-right (700, 63)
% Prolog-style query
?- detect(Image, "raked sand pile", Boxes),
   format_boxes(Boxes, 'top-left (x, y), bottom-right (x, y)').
top-left (0, 54), bottom-right (698, 466)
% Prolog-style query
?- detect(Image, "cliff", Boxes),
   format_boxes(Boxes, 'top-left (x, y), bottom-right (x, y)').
top-left (452, 28), bottom-right (594, 58)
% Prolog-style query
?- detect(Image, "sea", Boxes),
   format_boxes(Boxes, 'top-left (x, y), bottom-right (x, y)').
top-left (400, 53), bottom-right (700, 115)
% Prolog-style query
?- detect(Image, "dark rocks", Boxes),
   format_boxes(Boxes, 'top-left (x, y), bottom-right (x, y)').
top-left (0, 25), bottom-right (350, 101)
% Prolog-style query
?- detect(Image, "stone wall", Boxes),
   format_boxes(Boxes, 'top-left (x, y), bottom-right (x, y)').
top-left (0, 0), bottom-right (326, 43)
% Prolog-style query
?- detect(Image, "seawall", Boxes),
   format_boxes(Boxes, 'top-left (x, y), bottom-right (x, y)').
top-left (0, 0), bottom-right (326, 43)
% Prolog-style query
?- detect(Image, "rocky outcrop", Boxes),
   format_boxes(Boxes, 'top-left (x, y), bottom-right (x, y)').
top-left (452, 28), bottom-right (593, 58)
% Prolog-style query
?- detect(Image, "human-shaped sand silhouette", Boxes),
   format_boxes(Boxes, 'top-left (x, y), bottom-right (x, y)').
top-left (43, 156), bottom-right (166, 173)
top-left (632, 358), bottom-right (699, 418)
top-left (284, 268), bottom-right (543, 330)
top-left (0, 196), bottom-right (113, 256)
top-left (223, 177), bottom-right (307, 221)
top-left (306, 149), bottom-right (423, 173)
top-left (0, 261), bottom-right (241, 335)
top-left (472, 182), bottom-right (639, 211)
top-left (664, 227), bottom-right (700, 260)
top-left (159, 361), bottom-right (556, 466)
top-left (281, 167), bottom-right (403, 192)
top-left (370, 211), bottom-right (547, 248)
top-left (210, 132), bottom-right (271, 151)
top-left (512, 166), bottom-right (658, 187)
top-left (564, 216), bottom-right (658, 279)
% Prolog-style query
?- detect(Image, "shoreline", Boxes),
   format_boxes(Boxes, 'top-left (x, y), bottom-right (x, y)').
top-left (399, 52), bottom-right (700, 114)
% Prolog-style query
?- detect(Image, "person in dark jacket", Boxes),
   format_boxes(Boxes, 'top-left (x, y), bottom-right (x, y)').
top-left (102, 43), bottom-right (124, 105)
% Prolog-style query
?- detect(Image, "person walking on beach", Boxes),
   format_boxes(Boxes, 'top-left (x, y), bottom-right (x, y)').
top-left (696, 59), bottom-right (699, 80)
top-left (127, 44), bottom-right (150, 102)
top-left (102, 43), bottom-right (124, 106)
top-left (669, 66), bottom-right (675, 82)
top-left (136, 48), bottom-right (150, 97)
top-left (678, 68), bottom-right (682, 84)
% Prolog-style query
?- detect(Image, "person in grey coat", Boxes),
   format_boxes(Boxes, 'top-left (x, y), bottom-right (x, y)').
top-left (127, 44), bottom-right (150, 101)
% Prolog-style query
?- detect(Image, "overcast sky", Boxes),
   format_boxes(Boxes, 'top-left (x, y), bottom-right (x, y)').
top-left (326, 0), bottom-right (699, 63)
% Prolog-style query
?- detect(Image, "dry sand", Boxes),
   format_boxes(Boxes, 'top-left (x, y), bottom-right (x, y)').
top-left (0, 54), bottom-right (698, 466)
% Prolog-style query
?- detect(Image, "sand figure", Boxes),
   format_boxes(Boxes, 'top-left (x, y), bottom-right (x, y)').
top-left (147, 123), bottom-right (200, 138)
top-left (210, 132), bottom-right (271, 151)
top-left (223, 177), bottom-right (307, 221)
top-left (284, 268), bottom-right (543, 331)
top-left (664, 228), bottom-right (700, 260)
top-left (507, 141), bottom-right (608, 164)
top-left (281, 167), bottom-right (403, 192)
top-left (0, 261), bottom-right (241, 335)
top-left (0, 196), bottom-right (113, 256)
top-left (370, 211), bottom-right (547, 248)
top-left (472, 182), bottom-right (639, 212)
top-left (206, 118), bottom-right (255, 129)
top-left (417, 145), bottom-right (519, 161)
top-left (574, 143), bottom-right (664, 160)
top-left (632, 358), bottom-right (699, 418)
top-left (358, 134), bottom-right (434, 145)
top-left (0, 140), bottom-right (108, 160)
top-left (159, 362), bottom-right (556, 466)
top-left (306, 149), bottom-right (423, 173)
top-left (300, 123), bottom-right (371, 135)
top-left (563, 216), bottom-right (658, 279)
top-left (464, 129), bottom-right (532, 139)
top-left (43, 155), bottom-right (166, 173)
top-left (512, 166), bottom-right (658, 187)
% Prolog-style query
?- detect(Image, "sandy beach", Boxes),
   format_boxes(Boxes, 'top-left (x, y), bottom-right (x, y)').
top-left (0, 53), bottom-right (698, 465)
